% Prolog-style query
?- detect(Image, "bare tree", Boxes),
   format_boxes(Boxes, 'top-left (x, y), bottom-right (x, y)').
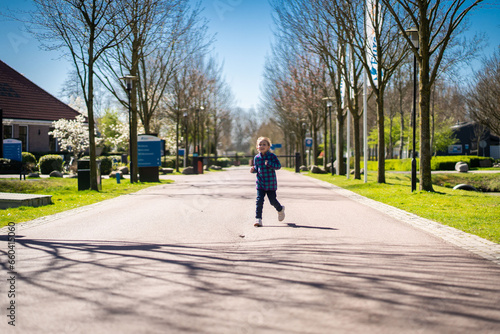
top-left (29, 0), bottom-right (130, 190)
top-left (467, 48), bottom-right (500, 136)
top-left (331, 0), bottom-right (411, 183)
top-left (382, 0), bottom-right (486, 191)
top-left (270, 1), bottom-right (338, 170)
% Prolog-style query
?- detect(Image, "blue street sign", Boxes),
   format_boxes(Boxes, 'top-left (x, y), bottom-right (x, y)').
top-left (137, 135), bottom-right (162, 167)
top-left (3, 139), bottom-right (22, 161)
top-left (305, 138), bottom-right (313, 148)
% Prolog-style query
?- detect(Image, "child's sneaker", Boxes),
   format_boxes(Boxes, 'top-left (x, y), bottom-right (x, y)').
top-left (254, 218), bottom-right (262, 227)
top-left (278, 206), bottom-right (285, 221)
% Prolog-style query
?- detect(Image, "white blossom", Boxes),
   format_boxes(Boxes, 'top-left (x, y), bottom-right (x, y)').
top-left (49, 114), bottom-right (102, 157)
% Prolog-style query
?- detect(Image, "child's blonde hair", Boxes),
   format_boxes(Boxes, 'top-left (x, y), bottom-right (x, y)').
top-left (256, 136), bottom-right (272, 148)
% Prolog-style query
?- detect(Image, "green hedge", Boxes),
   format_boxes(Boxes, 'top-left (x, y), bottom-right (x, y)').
top-left (162, 157), bottom-right (176, 168)
top-left (98, 156), bottom-right (113, 175)
top-left (216, 157), bottom-right (231, 167)
top-left (22, 152), bottom-right (38, 172)
top-left (39, 155), bottom-right (64, 174)
top-left (431, 156), bottom-right (494, 170)
top-left (359, 156), bottom-right (496, 172)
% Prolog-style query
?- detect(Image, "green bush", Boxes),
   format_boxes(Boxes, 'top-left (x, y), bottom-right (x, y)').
top-left (22, 152), bottom-right (38, 172)
top-left (216, 157), bottom-right (231, 167)
top-left (0, 158), bottom-right (22, 172)
top-left (98, 156), bottom-right (113, 175)
top-left (39, 155), bottom-right (64, 174)
top-left (431, 156), bottom-right (494, 170)
top-left (162, 157), bottom-right (176, 168)
top-left (385, 159), bottom-right (416, 171)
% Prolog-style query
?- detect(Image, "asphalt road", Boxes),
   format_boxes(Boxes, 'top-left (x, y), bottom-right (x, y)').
top-left (1, 167), bottom-right (500, 333)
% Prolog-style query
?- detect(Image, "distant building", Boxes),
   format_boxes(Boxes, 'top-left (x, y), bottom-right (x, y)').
top-left (0, 59), bottom-right (80, 155)
top-left (438, 122), bottom-right (500, 159)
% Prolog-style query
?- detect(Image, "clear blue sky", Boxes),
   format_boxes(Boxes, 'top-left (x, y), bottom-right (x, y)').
top-left (0, 0), bottom-right (498, 111)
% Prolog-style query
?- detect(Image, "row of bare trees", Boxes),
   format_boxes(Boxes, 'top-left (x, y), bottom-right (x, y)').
top-left (263, 0), bottom-right (485, 191)
top-left (27, 0), bottom-right (232, 189)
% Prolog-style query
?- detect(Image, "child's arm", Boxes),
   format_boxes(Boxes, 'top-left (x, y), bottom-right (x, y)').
top-left (265, 154), bottom-right (281, 170)
top-left (250, 157), bottom-right (258, 173)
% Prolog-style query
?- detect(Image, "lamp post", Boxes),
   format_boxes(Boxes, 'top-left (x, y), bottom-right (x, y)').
top-left (176, 108), bottom-right (187, 173)
top-left (301, 120), bottom-right (307, 168)
top-left (120, 75), bottom-right (137, 183)
top-left (405, 27), bottom-right (419, 192)
top-left (322, 97), bottom-right (335, 176)
top-left (183, 111), bottom-right (188, 168)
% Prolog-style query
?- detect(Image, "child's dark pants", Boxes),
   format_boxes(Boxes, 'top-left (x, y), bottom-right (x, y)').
top-left (256, 189), bottom-right (282, 219)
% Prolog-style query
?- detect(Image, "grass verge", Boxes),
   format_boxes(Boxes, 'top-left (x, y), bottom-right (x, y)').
top-left (0, 178), bottom-right (172, 228)
top-left (287, 169), bottom-right (500, 244)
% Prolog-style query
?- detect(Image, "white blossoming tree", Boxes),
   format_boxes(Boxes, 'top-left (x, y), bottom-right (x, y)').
top-left (49, 114), bottom-right (102, 158)
top-left (106, 122), bottom-right (129, 152)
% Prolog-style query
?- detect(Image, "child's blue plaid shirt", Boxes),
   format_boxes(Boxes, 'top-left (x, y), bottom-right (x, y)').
top-left (253, 151), bottom-right (281, 190)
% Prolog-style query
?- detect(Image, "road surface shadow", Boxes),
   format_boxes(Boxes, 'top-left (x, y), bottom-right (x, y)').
top-left (258, 223), bottom-right (338, 230)
top-left (2, 237), bottom-right (500, 333)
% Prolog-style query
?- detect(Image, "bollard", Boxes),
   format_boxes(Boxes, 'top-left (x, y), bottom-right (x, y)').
top-left (295, 152), bottom-right (300, 173)
top-left (116, 172), bottom-right (121, 184)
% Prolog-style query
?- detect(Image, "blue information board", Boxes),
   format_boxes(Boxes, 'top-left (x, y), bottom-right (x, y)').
top-left (137, 135), bottom-right (161, 167)
top-left (3, 139), bottom-right (22, 161)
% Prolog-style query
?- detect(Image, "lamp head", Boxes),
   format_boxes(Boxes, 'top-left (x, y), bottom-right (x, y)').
top-left (405, 27), bottom-right (419, 48)
top-left (322, 97), bottom-right (334, 107)
top-left (120, 75), bottom-right (137, 91)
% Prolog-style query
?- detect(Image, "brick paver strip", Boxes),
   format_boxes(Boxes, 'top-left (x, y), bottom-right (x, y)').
top-left (304, 174), bottom-right (500, 266)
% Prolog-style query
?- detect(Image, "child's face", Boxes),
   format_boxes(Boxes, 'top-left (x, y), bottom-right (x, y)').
top-left (257, 140), bottom-right (270, 153)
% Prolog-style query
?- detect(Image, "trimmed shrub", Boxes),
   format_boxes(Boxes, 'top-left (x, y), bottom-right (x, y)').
top-left (0, 158), bottom-right (21, 172)
top-left (98, 156), bottom-right (113, 175)
top-left (431, 156), bottom-right (494, 170)
top-left (239, 157), bottom-right (250, 165)
top-left (216, 157), bottom-right (231, 167)
top-left (22, 152), bottom-right (38, 172)
top-left (39, 154), bottom-right (64, 174)
top-left (162, 157), bottom-right (176, 168)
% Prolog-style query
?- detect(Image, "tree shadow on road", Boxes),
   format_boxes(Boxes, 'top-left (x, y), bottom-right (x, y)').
top-left (1, 236), bottom-right (500, 333)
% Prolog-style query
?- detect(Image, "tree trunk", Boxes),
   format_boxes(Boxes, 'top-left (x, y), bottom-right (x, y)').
top-left (130, 18), bottom-right (140, 183)
top-left (377, 92), bottom-right (386, 183)
top-left (419, 20), bottom-right (434, 192)
top-left (87, 27), bottom-right (98, 191)
top-left (352, 112), bottom-right (361, 179)
top-left (419, 60), bottom-right (434, 191)
top-left (336, 102), bottom-right (345, 175)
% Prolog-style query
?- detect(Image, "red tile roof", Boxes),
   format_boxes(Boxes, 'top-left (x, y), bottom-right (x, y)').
top-left (0, 60), bottom-right (80, 121)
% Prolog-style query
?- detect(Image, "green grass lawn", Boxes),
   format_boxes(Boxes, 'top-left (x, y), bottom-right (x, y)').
top-left (0, 177), bottom-right (172, 228)
top-left (286, 169), bottom-right (500, 244)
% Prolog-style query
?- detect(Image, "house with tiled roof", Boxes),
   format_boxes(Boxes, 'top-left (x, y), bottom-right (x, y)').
top-left (1, 59), bottom-right (80, 155)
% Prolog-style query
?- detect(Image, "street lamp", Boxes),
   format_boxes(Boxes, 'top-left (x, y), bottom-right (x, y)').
top-left (120, 75), bottom-right (137, 183)
top-left (405, 27), bottom-right (419, 192)
top-left (183, 111), bottom-right (188, 168)
top-left (301, 120), bottom-right (307, 168)
top-left (322, 97), bottom-right (335, 176)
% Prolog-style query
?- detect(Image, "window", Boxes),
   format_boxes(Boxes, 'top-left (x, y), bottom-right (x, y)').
top-left (49, 127), bottom-right (57, 152)
top-left (3, 125), bottom-right (13, 139)
top-left (19, 126), bottom-right (27, 151)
